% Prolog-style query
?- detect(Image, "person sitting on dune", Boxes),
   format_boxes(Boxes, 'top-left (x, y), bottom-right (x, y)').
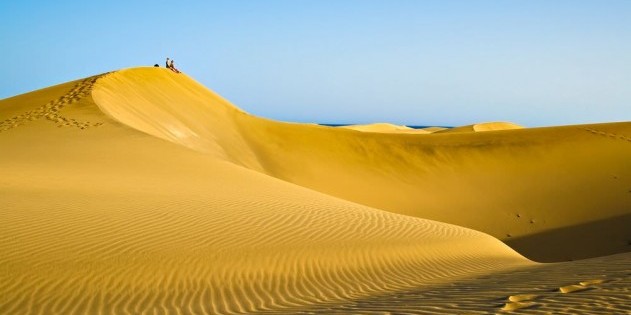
top-left (170, 60), bottom-right (181, 73)
top-left (165, 58), bottom-right (180, 73)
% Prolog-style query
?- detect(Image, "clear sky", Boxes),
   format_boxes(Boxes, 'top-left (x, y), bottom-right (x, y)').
top-left (1, 1), bottom-right (630, 127)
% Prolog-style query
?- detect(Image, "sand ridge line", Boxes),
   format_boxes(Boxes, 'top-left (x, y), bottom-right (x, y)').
top-left (583, 127), bottom-right (631, 143)
top-left (0, 73), bottom-right (111, 133)
top-left (3, 67), bottom-right (630, 314)
top-left (88, 68), bottom-right (631, 262)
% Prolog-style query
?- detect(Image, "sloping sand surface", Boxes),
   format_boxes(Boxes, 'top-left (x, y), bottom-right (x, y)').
top-left (2, 67), bottom-right (630, 313)
top-left (93, 68), bottom-right (631, 261)
top-left (0, 71), bottom-right (526, 313)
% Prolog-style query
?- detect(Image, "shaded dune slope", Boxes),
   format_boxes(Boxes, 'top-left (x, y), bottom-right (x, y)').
top-left (1, 70), bottom-right (527, 313)
top-left (93, 68), bottom-right (631, 261)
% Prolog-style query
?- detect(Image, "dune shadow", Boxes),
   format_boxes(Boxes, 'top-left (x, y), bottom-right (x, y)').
top-left (504, 213), bottom-right (631, 262)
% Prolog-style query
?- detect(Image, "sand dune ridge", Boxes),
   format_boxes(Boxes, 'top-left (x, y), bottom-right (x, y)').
top-left (1, 67), bottom-right (630, 313)
top-left (93, 68), bottom-right (631, 262)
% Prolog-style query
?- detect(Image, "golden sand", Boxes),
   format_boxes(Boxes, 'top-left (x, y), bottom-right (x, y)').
top-left (340, 123), bottom-right (430, 134)
top-left (435, 121), bottom-right (524, 133)
top-left (1, 67), bottom-right (630, 314)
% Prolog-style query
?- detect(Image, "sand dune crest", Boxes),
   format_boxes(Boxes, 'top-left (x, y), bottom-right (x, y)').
top-left (1, 67), bottom-right (630, 313)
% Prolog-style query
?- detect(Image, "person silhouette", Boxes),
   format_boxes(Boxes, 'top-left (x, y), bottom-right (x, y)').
top-left (170, 60), bottom-right (181, 73)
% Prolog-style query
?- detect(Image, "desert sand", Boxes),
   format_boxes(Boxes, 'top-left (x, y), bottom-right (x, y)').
top-left (340, 123), bottom-right (429, 134)
top-left (1, 67), bottom-right (630, 314)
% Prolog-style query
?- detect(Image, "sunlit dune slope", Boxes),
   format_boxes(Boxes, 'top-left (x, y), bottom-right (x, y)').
top-left (91, 69), bottom-right (264, 171)
top-left (0, 70), bottom-right (527, 313)
top-left (341, 123), bottom-right (429, 134)
top-left (243, 119), bottom-right (631, 262)
top-left (92, 68), bottom-right (631, 262)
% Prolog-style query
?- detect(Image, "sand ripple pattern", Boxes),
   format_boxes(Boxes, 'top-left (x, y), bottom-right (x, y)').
top-left (287, 252), bottom-right (631, 314)
top-left (0, 161), bottom-right (526, 314)
top-left (3, 68), bottom-right (629, 314)
top-left (0, 75), bottom-right (108, 133)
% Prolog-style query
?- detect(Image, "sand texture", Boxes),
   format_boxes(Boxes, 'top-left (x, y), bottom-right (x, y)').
top-left (1, 67), bottom-right (630, 314)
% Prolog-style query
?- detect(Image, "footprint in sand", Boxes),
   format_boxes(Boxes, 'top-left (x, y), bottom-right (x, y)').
top-left (584, 128), bottom-right (631, 143)
top-left (559, 278), bottom-right (607, 293)
top-left (502, 301), bottom-right (538, 311)
top-left (0, 74), bottom-right (110, 133)
top-left (579, 279), bottom-right (607, 286)
top-left (508, 294), bottom-right (539, 302)
top-left (559, 284), bottom-right (591, 293)
top-left (501, 279), bottom-right (608, 311)
top-left (501, 295), bottom-right (539, 311)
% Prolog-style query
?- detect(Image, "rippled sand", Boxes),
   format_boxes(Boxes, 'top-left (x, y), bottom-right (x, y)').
top-left (1, 67), bottom-right (629, 314)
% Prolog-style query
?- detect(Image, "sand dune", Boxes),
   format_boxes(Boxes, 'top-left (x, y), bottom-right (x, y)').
top-left (340, 122), bottom-right (413, 132)
top-left (435, 121), bottom-right (524, 133)
top-left (93, 68), bottom-right (631, 262)
top-left (339, 123), bottom-right (431, 134)
top-left (0, 69), bottom-right (526, 313)
top-left (419, 126), bottom-right (448, 133)
top-left (2, 67), bottom-right (630, 313)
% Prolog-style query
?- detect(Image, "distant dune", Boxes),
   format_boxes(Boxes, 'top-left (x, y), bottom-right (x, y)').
top-left (341, 122), bottom-right (440, 134)
top-left (1, 67), bottom-right (630, 314)
top-left (420, 126), bottom-right (448, 133)
top-left (435, 121), bottom-right (524, 133)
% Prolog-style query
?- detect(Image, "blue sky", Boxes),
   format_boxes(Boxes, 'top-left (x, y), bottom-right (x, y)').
top-left (1, 0), bottom-right (630, 127)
